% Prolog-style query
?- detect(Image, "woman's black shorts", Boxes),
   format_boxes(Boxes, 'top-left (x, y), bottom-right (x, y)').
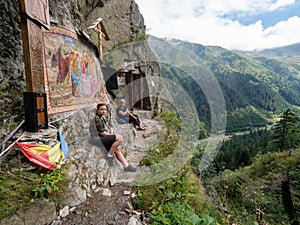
top-left (99, 135), bottom-right (116, 151)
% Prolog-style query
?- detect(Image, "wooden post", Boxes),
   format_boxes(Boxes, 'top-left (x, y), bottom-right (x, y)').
top-left (133, 70), bottom-right (142, 109)
top-left (139, 72), bottom-right (142, 109)
top-left (92, 19), bottom-right (109, 60)
top-left (94, 23), bottom-right (103, 60)
top-left (19, 0), bottom-right (50, 92)
top-left (125, 70), bottom-right (134, 110)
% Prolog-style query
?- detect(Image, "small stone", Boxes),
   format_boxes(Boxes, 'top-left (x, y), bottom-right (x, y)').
top-left (102, 188), bottom-right (112, 197)
top-left (124, 190), bottom-right (131, 196)
top-left (109, 174), bottom-right (117, 186)
top-left (94, 187), bottom-right (102, 193)
top-left (59, 206), bottom-right (69, 218)
top-left (127, 202), bottom-right (134, 211)
top-left (131, 192), bottom-right (136, 198)
top-left (128, 216), bottom-right (142, 225)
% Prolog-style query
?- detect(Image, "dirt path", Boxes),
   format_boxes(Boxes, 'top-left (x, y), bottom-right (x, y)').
top-left (56, 184), bottom-right (140, 225)
top-left (55, 118), bottom-right (165, 225)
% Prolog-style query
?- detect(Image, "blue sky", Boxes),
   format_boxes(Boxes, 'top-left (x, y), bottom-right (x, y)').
top-left (135, 0), bottom-right (300, 51)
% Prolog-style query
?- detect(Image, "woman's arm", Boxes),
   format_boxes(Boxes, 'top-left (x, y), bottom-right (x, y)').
top-left (118, 110), bottom-right (127, 116)
top-left (127, 110), bottom-right (137, 120)
top-left (117, 106), bottom-right (128, 117)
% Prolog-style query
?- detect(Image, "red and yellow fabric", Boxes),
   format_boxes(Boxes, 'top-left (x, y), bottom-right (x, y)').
top-left (15, 141), bottom-right (64, 170)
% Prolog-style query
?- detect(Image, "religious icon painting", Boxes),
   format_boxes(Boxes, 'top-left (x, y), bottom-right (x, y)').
top-left (42, 25), bottom-right (108, 114)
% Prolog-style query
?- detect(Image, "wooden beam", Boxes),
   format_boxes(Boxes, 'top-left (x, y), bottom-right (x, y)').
top-left (19, 0), bottom-right (50, 92)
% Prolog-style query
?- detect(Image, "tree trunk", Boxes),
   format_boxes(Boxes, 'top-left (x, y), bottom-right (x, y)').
top-left (282, 169), bottom-right (299, 225)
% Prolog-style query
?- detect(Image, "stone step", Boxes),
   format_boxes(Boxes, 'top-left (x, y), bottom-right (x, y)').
top-left (131, 110), bottom-right (154, 120)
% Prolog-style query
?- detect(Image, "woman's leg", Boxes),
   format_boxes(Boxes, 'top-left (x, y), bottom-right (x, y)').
top-left (117, 118), bottom-right (128, 124)
top-left (114, 148), bottom-right (128, 166)
top-left (129, 114), bottom-right (141, 127)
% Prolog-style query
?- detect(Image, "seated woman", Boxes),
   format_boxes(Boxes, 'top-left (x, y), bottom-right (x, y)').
top-left (116, 99), bottom-right (147, 130)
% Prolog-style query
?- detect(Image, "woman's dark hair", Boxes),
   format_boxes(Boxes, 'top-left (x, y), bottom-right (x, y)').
top-left (97, 103), bottom-right (107, 110)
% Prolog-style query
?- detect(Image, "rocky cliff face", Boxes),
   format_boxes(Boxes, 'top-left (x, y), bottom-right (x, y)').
top-left (0, 1), bottom-right (163, 224)
top-left (0, 0), bottom-right (147, 141)
top-left (87, 0), bottom-right (145, 51)
top-left (49, 0), bottom-right (145, 52)
top-left (0, 0), bottom-right (25, 139)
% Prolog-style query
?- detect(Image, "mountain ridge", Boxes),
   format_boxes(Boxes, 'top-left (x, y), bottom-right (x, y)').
top-left (155, 37), bottom-right (300, 133)
top-left (255, 42), bottom-right (300, 59)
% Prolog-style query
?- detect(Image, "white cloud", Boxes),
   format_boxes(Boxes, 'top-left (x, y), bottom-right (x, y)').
top-left (201, 0), bottom-right (267, 15)
top-left (269, 0), bottom-right (295, 11)
top-left (262, 16), bottom-right (300, 49)
top-left (135, 0), bottom-right (300, 51)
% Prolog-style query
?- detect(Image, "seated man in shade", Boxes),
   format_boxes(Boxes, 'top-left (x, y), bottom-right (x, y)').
top-left (116, 99), bottom-right (147, 130)
top-left (94, 103), bottom-right (136, 172)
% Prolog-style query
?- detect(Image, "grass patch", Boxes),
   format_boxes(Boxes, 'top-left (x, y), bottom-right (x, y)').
top-left (0, 170), bottom-right (37, 219)
top-left (134, 110), bottom-right (216, 224)
top-left (140, 110), bottom-right (180, 166)
top-left (0, 149), bottom-right (67, 220)
top-left (208, 148), bottom-right (300, 224)
top-left (133, 166), bottom-right (216, 225)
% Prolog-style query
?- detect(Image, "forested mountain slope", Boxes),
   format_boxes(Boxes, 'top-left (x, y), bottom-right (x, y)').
top-left (159, 38), bottom-right (300, 133)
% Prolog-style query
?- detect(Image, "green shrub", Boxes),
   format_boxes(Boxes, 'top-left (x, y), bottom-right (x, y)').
top-left (134, 167), bottom-right (216, 224)
top-left (140, 110), bottom-right (180, 166)
top-left (136, 110), bottom-right (217, 223)
top-left (32, 168), bottom-right (65, 198)
top-left (150, 201), bottom-right (214, 225)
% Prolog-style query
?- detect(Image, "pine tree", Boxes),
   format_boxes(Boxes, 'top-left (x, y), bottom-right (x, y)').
top-left (271, 109), bottom-right (300, 154)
